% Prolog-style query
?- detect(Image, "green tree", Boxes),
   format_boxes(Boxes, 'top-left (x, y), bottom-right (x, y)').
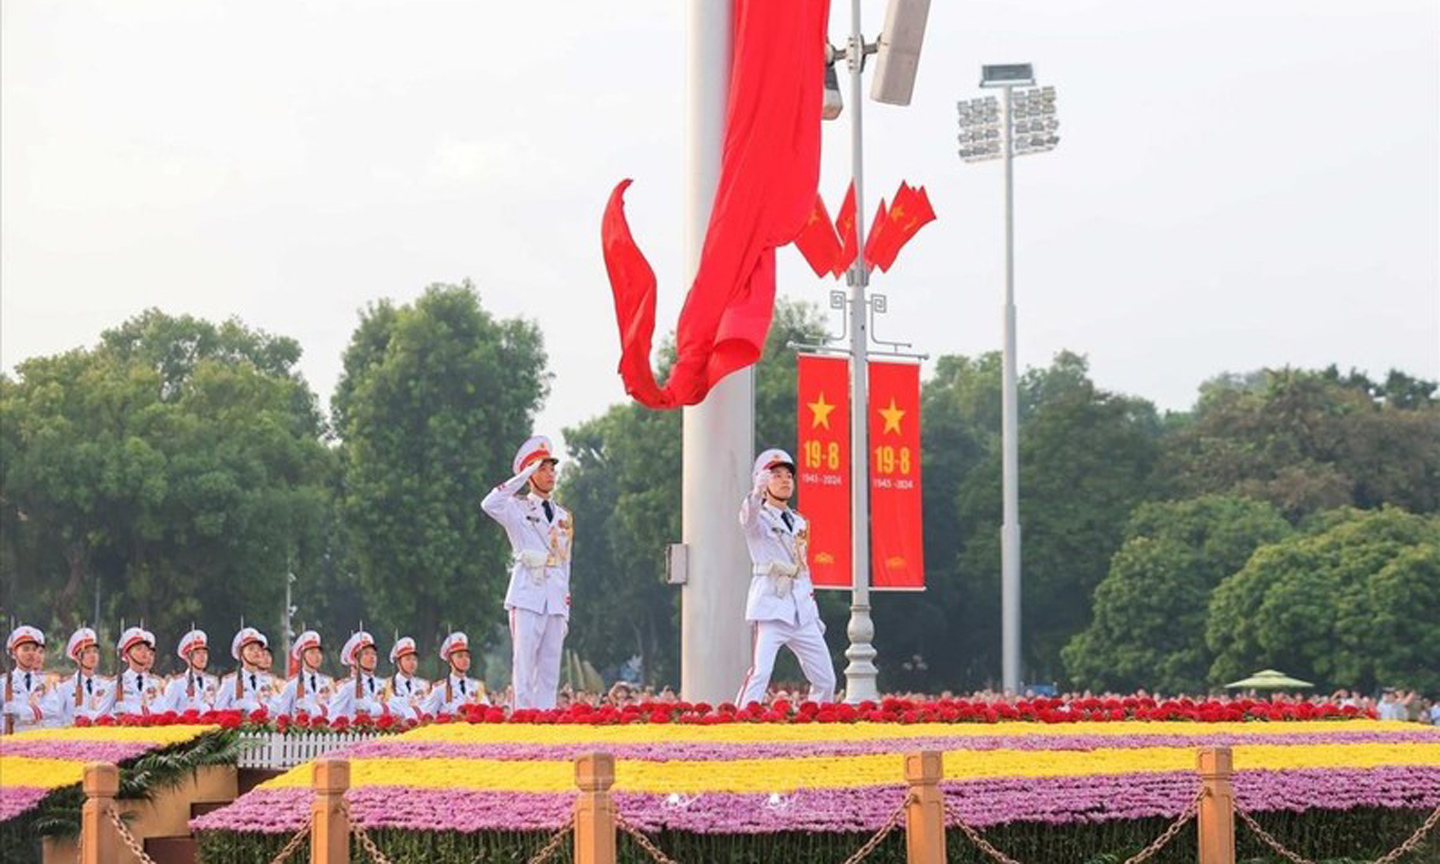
top-left (1206, 507), bottom-right (1440, 692)
top-left (559, 301), bottom-right (827, 684)
top-left (0, 311), bottom-right (331, 655)
top-left (1061, 496), bottom-right (1291, 694)
top-left (334, 283), bottom-right (549, 657)
top-left (1160, 368), bottom-right (1440, 518)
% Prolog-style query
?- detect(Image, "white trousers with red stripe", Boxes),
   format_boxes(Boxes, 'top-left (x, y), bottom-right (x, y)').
top-left (735, 617), bottom-right (836, 707)
top-left (509, 607), bottom-right (566, 710)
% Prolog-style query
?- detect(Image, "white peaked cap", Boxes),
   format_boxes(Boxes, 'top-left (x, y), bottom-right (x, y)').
top-left (753, 448), bottom-right (797, 476)
top-left (389, 637), bottom-right (418, 665)
top-left (291, 630), bottom-right (322, 661)
top-left (513, 435), bottom-right (558, 475)
top-left (342, 631), bottom-right (376, 667)
top-left (117, 626), bottom-right (155, 655)
top-left (176, 629), bottom-right (208, 660)
top-left (230, 627), bottom-right (268, 661)
top-left (67, 628), bottom-right (98, 663)
top-left (439, 631), bottom-right (469, 660)
top-left (6, 625), bottom-right (45, 653)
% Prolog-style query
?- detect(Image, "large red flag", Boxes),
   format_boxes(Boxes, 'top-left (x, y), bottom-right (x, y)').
top-left (831, 182), bottom-right (857, 277)
top-left (868, 183), bottom-right (937, 273)
top-left (792, 194), bottom-right (843, 278)
top-left (601, 0), bottom-right (831, 408)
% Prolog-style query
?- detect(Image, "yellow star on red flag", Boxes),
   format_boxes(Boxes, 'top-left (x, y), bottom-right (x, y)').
top-left (879, 398), bottom-right (905, 434)
top-left (808, 392), bottom-right (837, 430)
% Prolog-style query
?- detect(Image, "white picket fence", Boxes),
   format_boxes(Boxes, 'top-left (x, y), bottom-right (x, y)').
top-left (235, 731), bottom-right (379, 769)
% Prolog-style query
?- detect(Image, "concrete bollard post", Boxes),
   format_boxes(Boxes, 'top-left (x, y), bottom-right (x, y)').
top-left (575, 752), bottom-right (617, 864)
top-left (311, 758), bottom-right (350, 864)
top-left (905, 751), bottom-right (947, 864)
top-left (81, 762), bottom-right (119, 864)
top-left (1197, 747), bottom-right (1236, 864)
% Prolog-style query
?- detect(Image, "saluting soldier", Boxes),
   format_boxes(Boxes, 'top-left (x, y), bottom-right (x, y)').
top-left (52, 627), bottom-right (114, 726)
top-left (328, 631), bottom-right (413, 721)
top-left (385, 637), bottom-right (426, 717)
top-left (735, 449), bottom-right (836, 707)
top-left (160, 629), bottom-right (219, 714)
top-left (102, 627), bottom-right (166, 717)
top-left (420, 631), bottom-right (485, 716)
top-left (215, 627), bottom-right (276, 713)
top-left (3, 625), bottom-right (57, 731)
top-left (270, 630), bottom-right (332, 719)
top-left (482, 435), bottom-right (574, 711)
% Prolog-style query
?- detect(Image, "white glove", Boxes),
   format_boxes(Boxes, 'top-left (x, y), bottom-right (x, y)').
top-left (774, 575), bottom-right (794, 599)
top-left (753, 468), bottom-right (773, 495)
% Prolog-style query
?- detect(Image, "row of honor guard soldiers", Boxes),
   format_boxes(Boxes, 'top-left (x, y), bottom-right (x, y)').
top-left (2, 623), bottom-right (485, 731)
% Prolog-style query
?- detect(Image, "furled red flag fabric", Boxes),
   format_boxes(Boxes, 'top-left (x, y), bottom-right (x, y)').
top-left (831, 182), bottom-right (858, 277)
top-left (862, 198), bottom-right (889, 271)
top-left (601, 0), bottom-right (831, 408)
top-left (792, 194), bottom-right (843, 278)
top-left (869, 183), bottom-right (938, 273)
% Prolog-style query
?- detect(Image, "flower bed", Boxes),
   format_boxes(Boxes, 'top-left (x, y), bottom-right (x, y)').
top-left (193, 718), bottom-right (1440, 863)
top-left (0, 724), bottom-right (220, 822)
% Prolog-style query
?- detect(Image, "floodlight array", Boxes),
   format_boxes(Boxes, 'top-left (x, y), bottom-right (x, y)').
top-left (956, 96), bottom-right (1002, 163)
top-left (1010, 87), bottom-right (1059, 155)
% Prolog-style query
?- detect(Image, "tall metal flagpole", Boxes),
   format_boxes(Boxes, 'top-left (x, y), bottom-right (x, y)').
top-left (680, 0), bottom-right (752, 704)
top-left (842, 0), bottom-right (879, 704)
top-left (999, 83), bottom-right (1022, 693)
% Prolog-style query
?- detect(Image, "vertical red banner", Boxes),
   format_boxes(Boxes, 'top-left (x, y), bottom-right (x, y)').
top-left (796, 354), bottom-right (851, 588)
top-left (868, 360), bottom-right (925, 590)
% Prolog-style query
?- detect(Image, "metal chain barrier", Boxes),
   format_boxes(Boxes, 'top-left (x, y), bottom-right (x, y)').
top-left (522, 813), bottom-right (576, 864)
top-left (267, 814), bottom-right (315, 864)
top-left (108, 807), bottom-right (160, 864)
top-left (617, 817), bottom-right (683, 864)
top-left (341, 800), bottom-right (397, 864)
top-left (943, 787), bottom-right (1203, 864)
top-left (1115, 789), bottom-right (1203, 864)
top-left (839, 792), bottom-right (915, 864)
top-left (1238, 800), bottom-right (1440, 864)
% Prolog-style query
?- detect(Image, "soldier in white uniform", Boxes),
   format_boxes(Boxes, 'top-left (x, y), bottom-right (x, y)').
top-left (215, 627), bottom-right (276, 713)
top-left (482, 435), bottom-right (574, 711)
top-left (328, 631), bottom-right (416, 721)
top-left (52, 628), bottom-right (115, 726)
top-left (270, 630), bottom-right (333, 719)
top-left (384, 637), bottom-right (426, 717)
top-left (160, 630), bottom-right (219, 714)
top-left (735, 449), bottom-right (837, 707)
top-left (102, 627), bottom-right (166, 717)
top-left (3, 625), bottom-right (57, 731)
top-left (420, 631), bottom-right (485, 716)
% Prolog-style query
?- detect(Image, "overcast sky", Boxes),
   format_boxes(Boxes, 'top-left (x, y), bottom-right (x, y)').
top-left (4, 0), bottom-right (1437, 449)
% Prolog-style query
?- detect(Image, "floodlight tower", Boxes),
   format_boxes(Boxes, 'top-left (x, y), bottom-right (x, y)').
top-left (956, 64), bottom-right (1059, 693)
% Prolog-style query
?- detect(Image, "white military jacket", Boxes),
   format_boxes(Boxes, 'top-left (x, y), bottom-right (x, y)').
top-left (215, 669), bottom-right (278, 713)
top-left (100, 667), bottom-right (168, 717)
top-left (269, 670), bottom-right (334, 718)
top-left (51, 672), bottom-right (116, 725)
top-left (161, 670), bottom-right (220, 714)
top-left (739, 492), bottom-right (822, 627)
top-left (2, 668), bottom-right (61, 729)
top-left (482, 466), bottom-right (574, 618)
top-left (327, 673), bottom-right (417, 721)
top-left (420, 674), bottom-right (485, 716)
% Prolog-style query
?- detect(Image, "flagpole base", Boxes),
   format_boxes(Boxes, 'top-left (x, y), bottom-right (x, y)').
top-left (843, 603), bottom-right (879, 703)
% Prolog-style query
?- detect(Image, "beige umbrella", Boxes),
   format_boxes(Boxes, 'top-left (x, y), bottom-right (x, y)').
top-left (1224, 669), bottom-right (1315, 690)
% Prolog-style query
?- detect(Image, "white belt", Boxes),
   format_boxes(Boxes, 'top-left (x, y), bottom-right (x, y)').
top-left (516, 550), bottom-right (551, 585)
top-left (752, 562), bottom-right (800, 577)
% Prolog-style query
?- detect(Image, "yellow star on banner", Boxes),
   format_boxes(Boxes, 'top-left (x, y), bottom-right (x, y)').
top-left (808, 392), bottom-right (837, 430)
top-left (879, 398), bottom-right (905, 434)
